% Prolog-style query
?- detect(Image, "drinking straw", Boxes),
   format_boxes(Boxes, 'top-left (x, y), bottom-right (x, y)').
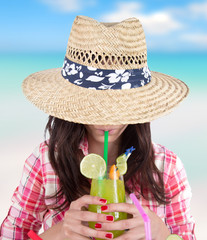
top-left (104, 131), bottom-right (109, 169)
top-left (130, 193), bottom-right (152, 240)
top-left (28, 230), bottom-right (43, 240)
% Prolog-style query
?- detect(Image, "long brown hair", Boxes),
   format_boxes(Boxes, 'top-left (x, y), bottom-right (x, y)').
top-left (45, 116), bottom-right (169, 211)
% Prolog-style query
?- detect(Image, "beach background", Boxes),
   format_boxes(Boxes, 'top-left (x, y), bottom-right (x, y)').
top-left (0, 0), bottom-right (207, 239)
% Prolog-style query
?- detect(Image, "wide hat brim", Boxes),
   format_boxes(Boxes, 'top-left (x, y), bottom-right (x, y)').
top-left (22, 68), bottom-right (189, 125)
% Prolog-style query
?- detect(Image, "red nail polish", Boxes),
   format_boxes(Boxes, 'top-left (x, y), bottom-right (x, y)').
top-left (99, 198), bottom-right (107, 204)
top-left (105, 233), bottom-right (113, 238)
top-left (106, 215), bottom-right (114, 221)
top-left (95, 223), bottom-right (102, 229)
top-left (101, 205), bottom-right (108, 211)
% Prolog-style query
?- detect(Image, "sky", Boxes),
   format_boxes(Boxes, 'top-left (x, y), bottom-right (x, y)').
top-left (0, 1), bottom-right (207, 238)
top-left (1, 0), bottom-right (207, 52)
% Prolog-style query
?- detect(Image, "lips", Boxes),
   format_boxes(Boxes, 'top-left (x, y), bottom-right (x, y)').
top-left (96, 128), bottom-right (116, 135)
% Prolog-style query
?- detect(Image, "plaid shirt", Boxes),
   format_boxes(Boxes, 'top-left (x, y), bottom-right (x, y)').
top-left (0, 140), bottom-right (196, 240)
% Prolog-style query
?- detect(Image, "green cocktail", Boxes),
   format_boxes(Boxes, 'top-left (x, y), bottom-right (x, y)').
top-left (80, 130), bottom-right (133, 240)
top-left (88, 171), bottom-right (127, 239)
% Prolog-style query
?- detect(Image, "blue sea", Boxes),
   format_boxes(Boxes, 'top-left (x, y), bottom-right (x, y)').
top-left (0, 52), bottom-right (207, 92)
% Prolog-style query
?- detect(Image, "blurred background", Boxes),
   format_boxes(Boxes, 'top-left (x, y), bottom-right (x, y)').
top-left (0, 0), bottom-right (206, 239)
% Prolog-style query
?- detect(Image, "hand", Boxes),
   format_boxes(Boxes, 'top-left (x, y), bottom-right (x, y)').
top-left (95, 202), bottom-right (170, 240)
top-left (62, 195), bottom-right (116, 240)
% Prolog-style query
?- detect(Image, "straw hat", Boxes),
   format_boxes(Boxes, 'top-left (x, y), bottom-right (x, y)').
top-left (22, 15), bottom-right (189, 125)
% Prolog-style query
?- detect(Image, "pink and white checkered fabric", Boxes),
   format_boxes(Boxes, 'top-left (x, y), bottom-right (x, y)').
top-left (0, 140), bottom-right (196, 239)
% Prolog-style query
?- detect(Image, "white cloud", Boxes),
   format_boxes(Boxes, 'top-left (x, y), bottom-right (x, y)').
top-left (39, 0), bottom-right (81, 12)
top-left (139, 12), bottom-right (182, 35)
top-left (181, 33), bottom-right (207, 47)
top-left (101, 2), bottom-right (142, 21)
top-left (188, 2), bottom-right (207, 19)
top-left (101, 2), bottom-right (183, 35)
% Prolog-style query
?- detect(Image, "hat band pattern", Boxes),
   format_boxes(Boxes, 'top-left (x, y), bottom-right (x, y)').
top-left (61, 56), bottom-right (151, 90)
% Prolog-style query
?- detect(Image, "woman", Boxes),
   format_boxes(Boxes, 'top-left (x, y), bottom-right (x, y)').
top-left (0, 16), bottom-right (196, 240)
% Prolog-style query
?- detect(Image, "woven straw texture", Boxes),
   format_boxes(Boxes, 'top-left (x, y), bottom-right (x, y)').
top-left (22, 16), bottom-right (189, 125)
top-left (66, 16), bottom-right (147, 69)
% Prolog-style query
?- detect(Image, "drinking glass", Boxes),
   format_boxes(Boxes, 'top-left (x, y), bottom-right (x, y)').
top-left (88, 166), bottom-right (127, 239)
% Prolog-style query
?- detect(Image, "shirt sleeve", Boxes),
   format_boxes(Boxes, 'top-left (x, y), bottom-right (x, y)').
top-left (164, 154), bottom-right (196, 240)
top-left (0, 146), bottom-right (47, 240)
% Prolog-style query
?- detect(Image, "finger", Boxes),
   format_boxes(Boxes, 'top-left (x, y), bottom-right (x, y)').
top-left (65, 209), bottom-right (115, 223)
top-left (101, 203), bottom-right (140, 216)
top-left (66, 223), bottom-right (114, 240)
top-left (97, 217), bottom-right (143, 231)
top-left (70, 195), bottom-right (107, 210)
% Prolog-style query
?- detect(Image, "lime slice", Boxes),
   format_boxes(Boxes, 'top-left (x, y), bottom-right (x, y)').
top-left (80, 154), bottom-right (106, 179)
top-left (166, 234), bottom-right (183, 240)
top-left (116, 154), bottom-right (127, 175)
top-left (116, 153), bottom-right (128, 162)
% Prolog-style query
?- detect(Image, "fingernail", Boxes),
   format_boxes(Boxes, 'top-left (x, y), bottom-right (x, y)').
top-left (106, 215), bottom-right (114, 221)
top-left (101, 205), bottom-right (108, 211)
top-left (92, 238), bottom-right (96, 240)
top-left (105, 233), bottom-right (113, 238)
top-left (99, 198), bottom-right (107, 204)
top-left (95, 223), bottom-right (102, 229)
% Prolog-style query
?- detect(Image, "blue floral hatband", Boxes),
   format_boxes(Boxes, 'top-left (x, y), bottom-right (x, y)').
top-left (61, 57), bottom-right (151, 90)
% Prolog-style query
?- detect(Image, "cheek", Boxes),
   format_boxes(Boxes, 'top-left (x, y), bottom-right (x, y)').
top-left (108, 125), bottom-right (128, 142)
top-left (117, 125), bottom-right (128, 135)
